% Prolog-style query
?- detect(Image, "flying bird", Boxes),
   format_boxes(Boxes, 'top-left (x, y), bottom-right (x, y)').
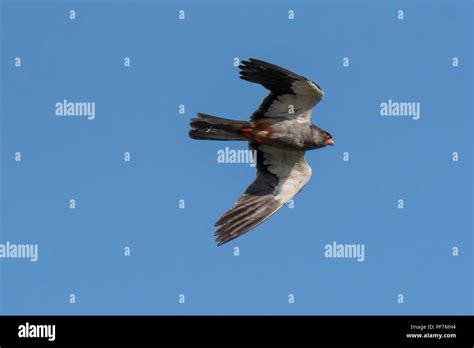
top-left (189, 58), bottom-right (333, 246)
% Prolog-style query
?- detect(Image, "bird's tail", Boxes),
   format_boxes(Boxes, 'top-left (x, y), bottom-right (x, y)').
top-left (189, 113), bottom-right (251, 141)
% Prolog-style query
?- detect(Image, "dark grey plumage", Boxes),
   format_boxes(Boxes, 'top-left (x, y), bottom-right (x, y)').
top-left (189, 113), bottom-right (249, 141)
top-left (239, 59), bottom-right (323, 120)
top-left (189, 58), bottom-right (333, 245)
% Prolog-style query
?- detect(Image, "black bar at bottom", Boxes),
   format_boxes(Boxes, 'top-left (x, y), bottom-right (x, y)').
top-left (0, 315), bottom-right (472, 345)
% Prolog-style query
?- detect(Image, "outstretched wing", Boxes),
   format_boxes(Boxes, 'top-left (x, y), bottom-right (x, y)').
top-left (214, 144), bottom-right (312, 246)
top-left (239, 58), bottom-right (324, 120)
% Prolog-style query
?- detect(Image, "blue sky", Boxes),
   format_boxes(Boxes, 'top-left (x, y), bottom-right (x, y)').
top-left (0, 0), bottom-right (472, 315)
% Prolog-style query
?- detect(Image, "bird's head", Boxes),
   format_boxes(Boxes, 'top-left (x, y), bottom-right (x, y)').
top-left (309, 124), bottom-right (334, 149)
top-left (324, 131), bottom-right (334, 146)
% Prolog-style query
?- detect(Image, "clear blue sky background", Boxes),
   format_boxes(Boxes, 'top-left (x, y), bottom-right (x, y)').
top-left (0, 0), bottom-right (472, 315)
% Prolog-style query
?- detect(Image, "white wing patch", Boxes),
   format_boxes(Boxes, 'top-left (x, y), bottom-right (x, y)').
top-left (265, 79), bottom-right (324, 119)
top-left (260, 145), bottom-right (312, 203)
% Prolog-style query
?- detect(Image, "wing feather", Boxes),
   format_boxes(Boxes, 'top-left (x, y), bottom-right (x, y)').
top-left (214, 144), bottom-right (312, 245)
top-left (239, 58), bottom-right (324, 120)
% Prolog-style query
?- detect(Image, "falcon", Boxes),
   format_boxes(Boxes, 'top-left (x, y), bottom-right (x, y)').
top-left (189, 58), bottom-right (334, 246)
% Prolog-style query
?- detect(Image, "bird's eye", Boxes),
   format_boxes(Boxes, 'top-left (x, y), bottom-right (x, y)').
top-left (325, 133), bottom-right (331, 139)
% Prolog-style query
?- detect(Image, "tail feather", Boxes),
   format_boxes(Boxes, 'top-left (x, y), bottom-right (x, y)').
top-left (189, 113), bottom-right (250, 141)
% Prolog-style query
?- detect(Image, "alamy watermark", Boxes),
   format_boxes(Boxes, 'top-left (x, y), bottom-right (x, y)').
top-left (18, 322), bottom-right (55, 341)
top-left (324, 241), bottom-right (365, 262)
top-left (55, 99), bottom-right (95, 120)
top-left (380, 99), bottom-right (420, 120)
top-left (0, 241), bottom-right (38, 262)
top-left (217, 146), bottom-right (257, 167)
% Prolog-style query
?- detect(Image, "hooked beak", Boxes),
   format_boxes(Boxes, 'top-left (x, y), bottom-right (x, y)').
top-left (327, 139), bottom-right (334, 146)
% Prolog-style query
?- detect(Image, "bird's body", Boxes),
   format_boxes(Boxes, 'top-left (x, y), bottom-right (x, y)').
top-left (189, 58), bottom-right (333, 245)
top-left (248, 118), bottom-right (329, 151)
